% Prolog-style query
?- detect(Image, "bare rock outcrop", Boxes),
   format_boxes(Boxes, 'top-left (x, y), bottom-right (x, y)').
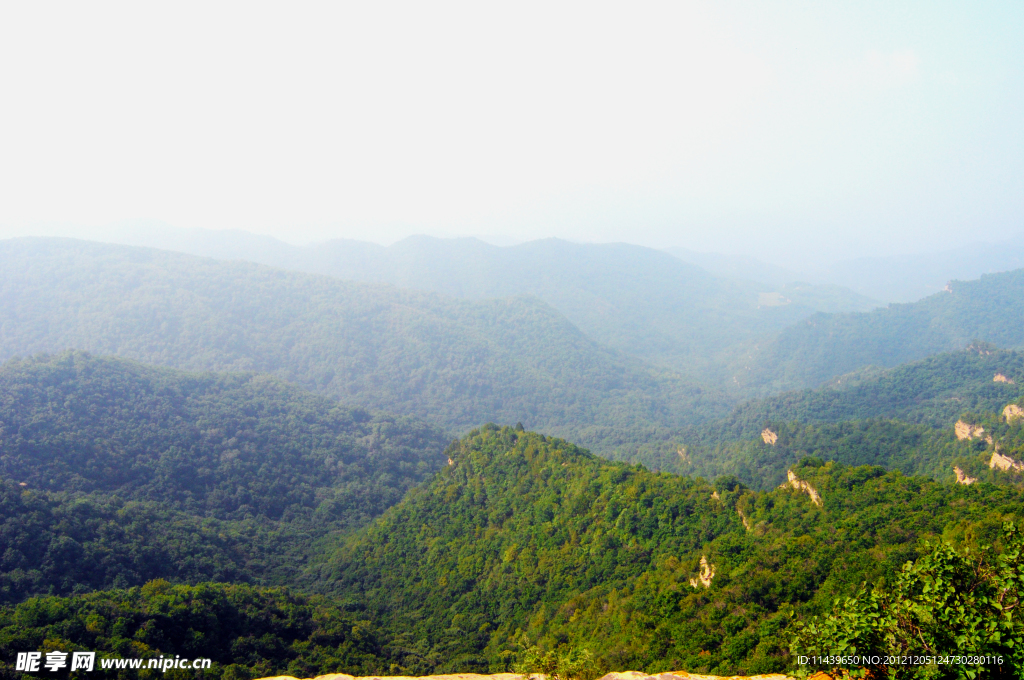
top-left (954, 420), bottom-right (988, 442)
top-left (256, 671), bottom-right (796, 680)
top-left (783, 470), bottom-right (822, 507)
top-left (990, 451), bottom-right (1024, 472)
top-left (599, 672), bottom-right (793, 680)
top-left (994, 373), bottom-right (1015, 384)
top-left (1003, 404), bottom-right (1024, 423)
top-left (689, 555), bottom-right (716, 589)
top-left (259, 675), bottom-right (526, 680)
top-left (761, 428), bottom-right (778, 445)
top-left (954, 466), bottom-right (977, 485)
top-left (737, 509), bottom-right (752, 532)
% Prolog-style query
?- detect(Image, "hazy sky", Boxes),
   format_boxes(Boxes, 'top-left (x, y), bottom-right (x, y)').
top-left (1, 2), bottom-right (1021, 264)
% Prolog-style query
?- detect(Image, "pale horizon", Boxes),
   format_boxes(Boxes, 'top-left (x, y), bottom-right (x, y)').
top-left (2, 1), bottom-right (1022, 266)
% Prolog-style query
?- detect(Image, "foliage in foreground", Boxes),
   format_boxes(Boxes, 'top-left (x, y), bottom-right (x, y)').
top-left (0, 581), bottom-right (391, 680)
top-left (792, 524), bottom-right (1024, 679)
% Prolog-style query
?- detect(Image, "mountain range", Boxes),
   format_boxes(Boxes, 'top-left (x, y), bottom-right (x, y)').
top-left (3, 233), bottom-right (1024, 677)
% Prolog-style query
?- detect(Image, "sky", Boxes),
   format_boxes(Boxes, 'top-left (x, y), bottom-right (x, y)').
top-left (0, 1), bottom-right (1022, 265)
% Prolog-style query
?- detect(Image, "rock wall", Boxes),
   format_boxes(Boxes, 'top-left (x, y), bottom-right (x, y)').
top-left (954, 466), bottom-right (977, 485)
top-left (783, 470), bottom-right (822, 507)
top-left (954, 420), bottom-right (987, 441)
top-left (256, 672), bottom-right (797, 680)
top-left (1003, 404), bottom-right (1024, 423)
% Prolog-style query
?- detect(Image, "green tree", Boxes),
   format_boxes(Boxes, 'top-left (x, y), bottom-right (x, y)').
top-left (791, 523), bottom-right (1024, 679)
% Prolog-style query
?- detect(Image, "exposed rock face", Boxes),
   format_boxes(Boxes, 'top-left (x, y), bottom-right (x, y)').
top-left (954, 466), bottom-right (977, 485)
top-left (689, 555), bottom-right (716, 589)
top-left (761, 428), bottom-right (778, 445)
top-left (1003, 404), bottom-right (1024, 423)
top-left (256, 672), bottom-right (796, 680)
top-left (599, 672), bottom-right (793, 680)
top-left (994, 373), bottom-right (1015, 384)
top-left (257, 675), bottom-right (525, 680)
top-left (990, 451), bottom-right (1024, 472)
top-left (737, 509), bottom-right (752, 532)
top-left (784, 470), bottom-right (822, 507)
top-left (955, 420), bottom-right (987, 441)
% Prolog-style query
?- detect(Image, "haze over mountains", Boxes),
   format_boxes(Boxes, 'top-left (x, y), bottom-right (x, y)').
top-left (95, 224), bottom-right (878, 383)
top-left (670, 234), bottom-right (1024, 304)
top-left (0, 238), bottom-right (728, 459)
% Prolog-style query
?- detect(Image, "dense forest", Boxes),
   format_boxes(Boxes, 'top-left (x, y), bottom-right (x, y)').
top-left (0, 352), bottom-right (447, 601)
top-left (6, 425), bottom-right (1019, 678)
top-left (0, 238), bottom-right (728, 458)
top-left (654, 347), bottom-right (1024, 487)
top-left (0, 582), bottom-right (395, 680)
top-left (320, 426), bottom-right (1023, 676)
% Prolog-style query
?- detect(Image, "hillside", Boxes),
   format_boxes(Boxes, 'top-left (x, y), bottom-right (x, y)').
top-left (0, 582), bottom-right (396, 679)
top-left (0, 351), bottom-right (448, 600)
top-left (3, 421), bottom-right (1021, 676)
top-left (743, 271), bottom-right (1024, 395)
top-left (727, 346), bottom-right (1024, 433)
top-left (319, 425), bottom-right (1023, 676)
top-left (101, 227), bottom-right (878, 382)
top-left (672, 348), bottom-right (1024, 487)
top-left (0, 238), bottom-right (729, 455)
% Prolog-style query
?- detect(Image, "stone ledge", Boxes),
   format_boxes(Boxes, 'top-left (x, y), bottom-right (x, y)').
top-left (256, 671), bottom-right (799, 680)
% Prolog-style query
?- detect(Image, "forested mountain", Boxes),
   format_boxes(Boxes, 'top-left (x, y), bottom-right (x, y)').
top-left (673, 348), bottom-right (1024, 488)
top-left (0, 582), bottom-right (395, 679)
top-left (743, 271), bottom-right (1024, 395)
top-left (0, 238), bottom-right (728, 455)
top-left (318, 425), bottom-right (1023, 676)
top-left (0, 351), bottom-right (447, 600)
top-left (728, 346), bottom-right (1024, 433)
top-left (98, 227), bottom-right (877, 381)
top-left (3, 419), bottom-right (1022, 677)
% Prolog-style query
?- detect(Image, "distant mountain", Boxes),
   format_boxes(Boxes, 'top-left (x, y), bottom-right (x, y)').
top-left (740, 270), bottom-right (1024, 395)
top-left (0, 238), bottom-right (728, 455)
top-left (667, 236), bottom-right (1024, 305)
top-left (100, 225), bottom-right (878, 382)
top-left (818, 236), bottom-right (1024, 303)
top-left (663, 246), bottom-right (805, 289)
top-left (0, 351), bottom-right (448, 600)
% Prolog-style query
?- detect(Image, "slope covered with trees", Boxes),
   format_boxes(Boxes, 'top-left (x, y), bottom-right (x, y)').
top-left (0, 351), bottom-right (448, 601)
top-left (3, 422), bottom-right (1020, 677)
top-left (319, 426), bottom-right (1024, 676)
top-left (0, 582), bottom-right (395, 680)
top-left (0, 238), bottom-right (729, 455)
top-left (664, 348), bottom-right (1024, 488)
